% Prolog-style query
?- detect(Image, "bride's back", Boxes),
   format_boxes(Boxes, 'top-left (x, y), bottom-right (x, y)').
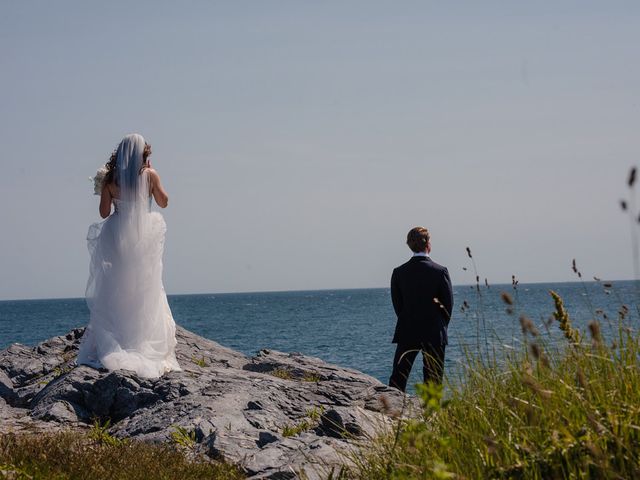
top-left (100, 167), bottom-right (168, 218)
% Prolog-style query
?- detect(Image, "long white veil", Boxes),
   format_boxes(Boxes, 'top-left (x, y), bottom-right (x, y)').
top-left (80, 133), bottom-right (180, 378)
top-left (116, 133), bottom-right (148, 201)
top-left (113, 134), bottom-right (151, 251)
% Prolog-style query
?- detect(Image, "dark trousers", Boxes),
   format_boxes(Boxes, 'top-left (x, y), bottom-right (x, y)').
top-left (389, 343), bottom-right (446, 392)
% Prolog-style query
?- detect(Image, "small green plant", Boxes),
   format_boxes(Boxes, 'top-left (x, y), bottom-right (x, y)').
top-left (61, 351), bottom-right (75, 363)
top-left (302, 372), bottom-right (322, 382)
top-left (52, 365), bottom-right (73, 379)
top-left (305, 405), bottom-right (325, 422)
top-left (170, 425), bottom-right (197, 450)
top-left (191, 355), bottom-right (207, 367)
top-left (269, 367), bottom-right (294, 380)
top-left (326, 465), bottom-right (350, 480)
top-left (35, 364), bottom-right (74, 386)
top-left (415, 381), bottom-right (446, 415)
top-left (282, 419), bottom-right (312, 437)
top-left (89, 418), bottom-right (126, 447)
top-left (282, 405), bottom-right (325, 437)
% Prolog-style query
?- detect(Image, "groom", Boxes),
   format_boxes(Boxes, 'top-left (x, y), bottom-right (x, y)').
top-left (389, 227), bottom-right (453, 392)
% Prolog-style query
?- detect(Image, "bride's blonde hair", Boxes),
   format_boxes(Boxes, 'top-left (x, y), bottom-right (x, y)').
top-left (103, 141), bottom-right (152, 186)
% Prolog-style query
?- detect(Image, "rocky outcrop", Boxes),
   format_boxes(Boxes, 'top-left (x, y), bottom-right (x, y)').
top-left (0, 327), bottom-right (412, 479)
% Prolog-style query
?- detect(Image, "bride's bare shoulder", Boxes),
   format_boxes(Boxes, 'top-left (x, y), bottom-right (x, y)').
top-left (143, 167), bottom-right (161, 179)
top-left (142, 167), bottom-right (168, 207)
top-left (105, 181), bottom-right (118, 196)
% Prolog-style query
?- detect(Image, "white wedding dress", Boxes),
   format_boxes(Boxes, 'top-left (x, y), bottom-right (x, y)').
top-left (77, 134), bottom-right (181, 379)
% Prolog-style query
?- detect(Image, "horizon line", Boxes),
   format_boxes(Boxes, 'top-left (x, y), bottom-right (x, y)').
top-left (1, 278), bottom-right (636, 303)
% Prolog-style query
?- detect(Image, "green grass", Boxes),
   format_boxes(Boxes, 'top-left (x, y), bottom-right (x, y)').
top-left (282, 406), bottom-right (325, 437)
top-left (282, 419), bottom-right (313, 438)
top-left (345, 290), bottom-right (640, 479)
top-left (0, 431), bottom-right (243, 480)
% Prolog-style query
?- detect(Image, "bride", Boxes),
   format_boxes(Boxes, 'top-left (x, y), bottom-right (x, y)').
top-left (78, 133), bottom-right (181, 378)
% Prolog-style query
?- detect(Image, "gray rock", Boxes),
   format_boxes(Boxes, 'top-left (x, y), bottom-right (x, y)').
top-left (36, 400), bottom-right (80, 423)
top-left (0, 326), bottom-right (414, 478)
top-left (0, 369), bottom-right (17, 405)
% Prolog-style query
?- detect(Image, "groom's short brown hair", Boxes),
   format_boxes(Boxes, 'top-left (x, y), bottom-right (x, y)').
top-left (406, 227), bottom-right (430, 253)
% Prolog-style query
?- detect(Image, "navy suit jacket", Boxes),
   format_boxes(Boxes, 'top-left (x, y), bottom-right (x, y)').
top-left (390, 256), bottom-right (453, 345)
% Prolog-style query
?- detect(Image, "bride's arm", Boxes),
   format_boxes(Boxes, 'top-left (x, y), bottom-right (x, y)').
top-left (148, 169), bottom-right (169, 208)
top-left (99, 183), bottom-right (113, 218)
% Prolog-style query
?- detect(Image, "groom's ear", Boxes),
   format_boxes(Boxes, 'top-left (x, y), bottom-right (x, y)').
top-left (427, 241), bottom-right (432, 253)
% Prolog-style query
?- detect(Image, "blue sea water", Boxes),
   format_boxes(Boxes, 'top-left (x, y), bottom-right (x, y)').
top-left (0, 281), bottom-right (638, 388)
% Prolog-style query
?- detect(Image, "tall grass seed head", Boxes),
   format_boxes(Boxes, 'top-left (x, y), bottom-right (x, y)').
top-left (500, 292), bottom-right (514, 306)
top-left (519, 315), bottom-right (538, 337)
top-left (628, 166), bottom-right (636, 187)
top-left (587, 320), bottom-right (602, 345)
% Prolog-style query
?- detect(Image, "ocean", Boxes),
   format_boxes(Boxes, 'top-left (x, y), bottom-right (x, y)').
top-left (0, 281), bottom-right (637, 389)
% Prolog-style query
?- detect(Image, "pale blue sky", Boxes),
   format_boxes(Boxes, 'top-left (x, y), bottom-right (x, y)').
top-left (1, 1), bottom-right (639, 300)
